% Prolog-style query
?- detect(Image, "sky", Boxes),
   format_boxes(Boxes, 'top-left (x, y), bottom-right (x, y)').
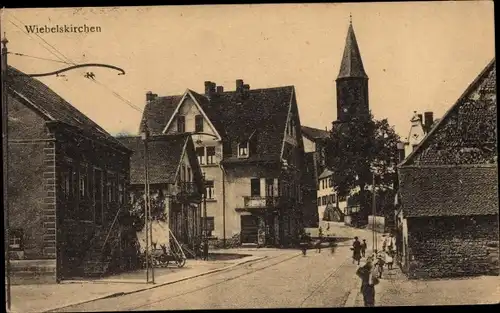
top-left (2, 2), bottom-right (495, 139)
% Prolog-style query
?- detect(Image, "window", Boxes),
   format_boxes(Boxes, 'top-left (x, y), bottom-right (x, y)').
top-left (196, 147), bottom-right (205, 165)
top-left (206, 146), bottom-right (216, 164)
top-left (177, 116), bottom-right (186, 133)
top-left (61, 166), bottom-right (74, 200)
top-left (205, 180), bottom-right (215, 199)
top-left (94, 169), bottom-right (103, 225)
top-left (201, 216), bottom-right (215, 237)
top-left (322, 196), bottom-right (327, 206)
top-left (265, 178), bottom-right (274, 196)
top-left (187, 167), bottom-right (192, 182)
top-left (328, 178), bottom-right (332, 188)
top-left (79, 171), bottom-right (87, 199)
top-left (317, 197), bottom-right (321, 205)
top-left (195, 115), bottom-right (204, 132)
top-left (118, 181), bottom-right (124, 205)
top-left (107, 175), bottom-right (116, 203)
top-left (9, 229), bottom-right (23, 251)
top-left (238, 142), bottom-right (249, 158)
top-left (250, 178), bottom-right (260, 197)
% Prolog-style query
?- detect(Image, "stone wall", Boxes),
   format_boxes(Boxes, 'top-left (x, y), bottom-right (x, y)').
top-left (407, 215), bottom-right (499, 279)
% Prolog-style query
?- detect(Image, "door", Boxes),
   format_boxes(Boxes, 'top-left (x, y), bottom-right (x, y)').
top-left (240, 215), bottom-right (259, 244)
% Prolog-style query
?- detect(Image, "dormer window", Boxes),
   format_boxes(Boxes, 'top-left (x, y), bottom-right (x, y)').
top-left (238, 141), bottom-right (249, 158)
top-left (177, 116), bottom-right (186, 133)
top-left (195, 115), bottom-right (204, 132)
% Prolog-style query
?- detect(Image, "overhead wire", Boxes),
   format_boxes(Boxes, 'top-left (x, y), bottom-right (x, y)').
top-left (6, 12), bottom-right (144, 115)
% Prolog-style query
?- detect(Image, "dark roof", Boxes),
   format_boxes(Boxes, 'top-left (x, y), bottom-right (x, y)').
top-left (337, 23), bottom-right (368, 80)
top-left (116, 134), bottom-right (189, 185)
top-left (140, 85), bottom-right (295, 162)
top-left (6, 66), bottom-right (129, 151)
top-left (301, 125), bottom-right (329, 141)
top-left (399, 166), bottom-right (499, 217)
top-left (140, 95), bottom-right (183, 134)
top-left (402, 59), bottom-right (496, 167)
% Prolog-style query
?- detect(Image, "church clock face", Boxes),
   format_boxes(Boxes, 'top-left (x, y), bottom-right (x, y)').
top-left (343, 108), bottom-right (348, 113)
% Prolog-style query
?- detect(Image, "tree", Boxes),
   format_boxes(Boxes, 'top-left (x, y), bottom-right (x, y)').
top-left (325, 112), bottom-right (400, 220)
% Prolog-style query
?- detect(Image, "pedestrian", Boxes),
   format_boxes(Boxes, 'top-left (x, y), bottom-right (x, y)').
top-left (352, 236), bottom-right (362, 265)
top-left (300, 232), bottom-right (308, 256)
top-left (361, 239), bottom-right (367, 257)
top-left (387, 233), bottom-right (396, 255)
top-left (356, 256), bottom-right (379, 307)
top-left (330, 240), bottom-right (336, 255)
top-left (317, 227), bottom-right (323, 253)
top-left (386, 250), bottom-right (394, 270)
top-left (374, 250), bottom-right (385, 278)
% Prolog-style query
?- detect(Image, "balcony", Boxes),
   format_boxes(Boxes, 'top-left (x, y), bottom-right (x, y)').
top-left (243, 196), bottom-right (280, 209)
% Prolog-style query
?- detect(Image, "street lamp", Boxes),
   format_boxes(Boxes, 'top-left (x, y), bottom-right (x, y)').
top-left (1, 34), bottom-right (127, 310)
top-left (140, 121), bottom-right (154, 284)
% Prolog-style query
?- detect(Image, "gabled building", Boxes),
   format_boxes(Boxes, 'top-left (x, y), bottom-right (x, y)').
top-left (397, 58), bottom-right (498, 278)
top-left (6, 66), bottom-right (134, 282)
top-left (301, 125), bottom-right (330, 228)
top-left (139, 80), bottom-right (307, 247)
top-left (116, 134), bottom-right (204, 252)
top-left (401, 111), bottom-right (437, 158)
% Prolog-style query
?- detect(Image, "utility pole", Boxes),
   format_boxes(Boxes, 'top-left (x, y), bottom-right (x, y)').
top-left (372, 171), bottom-right (376, 253)
top-left (1, 34), bottom-right (126, 309)
top-left (2, 33), bottom-right (12, 313)
top-left (141, 121), bottom-right (154, 284)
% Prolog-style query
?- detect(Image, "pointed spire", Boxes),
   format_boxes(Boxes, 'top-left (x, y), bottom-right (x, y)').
top-left (337, 21), bottom-right (368, 80)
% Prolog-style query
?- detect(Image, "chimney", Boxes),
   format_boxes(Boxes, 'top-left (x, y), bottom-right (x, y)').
top-left (216, 86), bottom-right (224, 93)
top-left (424, 112), bottom-right (434, 132)
top-left (146, 91), bottom-right (157, 103)
top-left (204, 81), bottom-right (213, 95)
top-left (236, 79), bottom-right (244, 92)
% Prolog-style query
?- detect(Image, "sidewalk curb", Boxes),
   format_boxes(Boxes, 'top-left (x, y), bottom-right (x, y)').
top-left (42, 255), bottom-right (267, 313)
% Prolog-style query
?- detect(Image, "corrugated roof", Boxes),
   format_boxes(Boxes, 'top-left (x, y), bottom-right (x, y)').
top-left (7, 66), bottom-right (129, 151)
top-left (399, 166), bottom-right (499, 217)
top-left (116, 134), bottom-right (189, 185)
top-left (337, 23), bottom-right (368, 80)
top-left (301, 125), bottom-right (330, 140)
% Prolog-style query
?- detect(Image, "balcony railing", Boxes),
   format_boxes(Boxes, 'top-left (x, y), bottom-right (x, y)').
top-left (243, 196), bottom-right (280, 208)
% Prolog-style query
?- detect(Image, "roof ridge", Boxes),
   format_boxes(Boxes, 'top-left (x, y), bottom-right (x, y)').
top-left (400, 58), bottom-right (496, 167)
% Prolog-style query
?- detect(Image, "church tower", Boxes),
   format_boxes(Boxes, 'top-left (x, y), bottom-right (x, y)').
top-left (336, 18), bottom-right (369, 122)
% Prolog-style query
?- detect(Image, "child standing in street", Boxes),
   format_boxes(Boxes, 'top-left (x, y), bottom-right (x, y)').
top-left (374, 250), bottom-right (386, 278)
top-left (361, 239), bottom-right (367, 258)
top-left (386, 250), bottom-right (394, 270)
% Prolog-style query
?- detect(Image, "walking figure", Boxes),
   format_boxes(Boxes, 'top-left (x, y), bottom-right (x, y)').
top-left (374, 250), bottom-right (386, 278)
top-left (351, 237), bottom-right (362, 265)
top-left (316, 227), bottom-right (323, 253)
top-left (386, 250), bottom-right (394, 270)
top-left (300, 232), bottom-right (309, 256)
top-left (356, 256), bottom-right (379, 307)
top-left (330, 241), bottom-right (336, 255)
top-left (361, 239), bottom-right (367, 257)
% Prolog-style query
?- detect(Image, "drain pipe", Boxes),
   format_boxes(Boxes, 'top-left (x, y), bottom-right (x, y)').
top-left (220, 163), bottom-right (227, 248)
